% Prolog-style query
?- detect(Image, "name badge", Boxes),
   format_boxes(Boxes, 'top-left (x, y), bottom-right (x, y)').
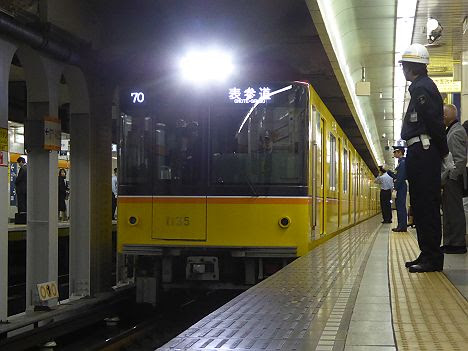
top-left (410, 112), bottom-right (418, 122)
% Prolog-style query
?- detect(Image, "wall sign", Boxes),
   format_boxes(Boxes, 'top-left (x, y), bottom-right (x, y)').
top-left (44, 117), bottom-right (61, 151)
top-left (37, 281), bottom-right (59, 301)
top-left (0, 127), bottom-right (7, 152)
top-left (228, 87), bottom-right (272, 104)
top-left (131, 91), bottom-right (145, 104)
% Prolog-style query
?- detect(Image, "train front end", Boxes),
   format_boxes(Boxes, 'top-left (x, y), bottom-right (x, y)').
top-left (117, 81), bottom-right (312, 299)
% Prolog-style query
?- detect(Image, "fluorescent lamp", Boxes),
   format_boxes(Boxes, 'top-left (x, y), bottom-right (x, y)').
top-left (180, 49), bottom-right (234, 84)
top-left (316, 0), bottom-right (383, 165)
top-left (394, 0), bottom-right (417, 144)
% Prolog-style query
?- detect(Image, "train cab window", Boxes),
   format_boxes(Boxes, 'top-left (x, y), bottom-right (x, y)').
top-left (329, 133), bottom-right (337, 191)
top-left (343, 148), bottom-right (348, 192)
top-left (151, 103), bottom-right (206, 195)
top-left (209, 83), bottom-right (308, 195)
top-left (119, 112), bottom-right (153, 195)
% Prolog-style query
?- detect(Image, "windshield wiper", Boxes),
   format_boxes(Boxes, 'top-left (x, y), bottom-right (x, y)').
top-left (243, 172), bottom-right (258, 197)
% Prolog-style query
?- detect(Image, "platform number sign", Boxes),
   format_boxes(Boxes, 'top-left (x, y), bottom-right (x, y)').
top-left (37, 281), bottom-right (59, 301)
top-left (131, 91), bottom-right (145, 104)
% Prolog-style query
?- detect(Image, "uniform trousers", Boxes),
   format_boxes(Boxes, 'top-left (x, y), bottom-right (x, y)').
top-left (380, 189), bottom-right (392, 222)
top-left (442, 178), bottom-right (467, 247)
top-left (395, 188), bottom-right (407, 230)
top-left (17, 192), bottom-right (27, 213)
top-left (406, 143), bottom-right (443, 266)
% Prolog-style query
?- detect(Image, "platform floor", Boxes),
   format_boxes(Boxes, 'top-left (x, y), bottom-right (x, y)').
top-left (158, 217), bottom-right (468, 351)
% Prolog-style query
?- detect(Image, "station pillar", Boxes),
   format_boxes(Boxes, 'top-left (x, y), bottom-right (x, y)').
top-left (87, 76), bottom-right (114, 294)
top-left (24, 56), bottom-right (63, 309)
top-left (69, 112), bottom-right (92, 297)
top-left (0, 37), bottom-right (16, 322)
top-left (69, 73), bottom-right (113, 297)
top-left (462, 26), bottom-right (468, 124)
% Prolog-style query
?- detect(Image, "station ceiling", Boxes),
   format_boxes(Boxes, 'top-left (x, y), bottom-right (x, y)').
top-left (7, 1), bottom-right (467, 174)
top-left (2, 0), bottom-right (381, 173)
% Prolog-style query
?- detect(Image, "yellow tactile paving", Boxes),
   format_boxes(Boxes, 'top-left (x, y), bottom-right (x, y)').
top-left (389, 230), bottom-right (468, 351)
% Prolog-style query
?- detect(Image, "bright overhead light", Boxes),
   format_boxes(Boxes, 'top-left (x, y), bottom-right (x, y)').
top-left (316, 0), bottom-right (383, 165)
top-left (179, 49), bottom-right (234, 84)
top-left (427, 18), bottom-right (439, 33)
top-left (394, 0), bottom-right (417, 144)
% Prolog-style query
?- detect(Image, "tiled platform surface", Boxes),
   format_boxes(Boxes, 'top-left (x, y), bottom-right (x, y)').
top-left (158, 217), bottom-right (467, 351)
top-left (390, 230), bottom-right (468, 351)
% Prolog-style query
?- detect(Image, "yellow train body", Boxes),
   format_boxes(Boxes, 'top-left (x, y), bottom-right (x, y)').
top-left (118, 84), bottom-right (379, 258)
top-left (117, 82), bottom-right (379, 292)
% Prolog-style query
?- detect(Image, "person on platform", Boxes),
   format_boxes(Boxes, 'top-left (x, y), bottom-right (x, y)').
top-left (112, 167), bottom-right (118, 220)
top-left (58, 168), bottom-right (69, 221)
top-left (392, 146), bottom-right (407, 232)
top-left (375, 166), bottom-right (393, 224)
top-left (399, 44), bottom-right (449, 273)
top-left (441, 104), bottom-right (467, 254)
top-left (15, 156), bottom-right (27, 214)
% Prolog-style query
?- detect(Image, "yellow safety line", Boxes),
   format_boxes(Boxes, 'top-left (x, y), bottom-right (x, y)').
top-left (389, 230), bottom-right (468, 351)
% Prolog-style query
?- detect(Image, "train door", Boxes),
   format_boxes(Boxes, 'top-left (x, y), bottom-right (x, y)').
top-left (353, 160), bottom-right (358, 223)
top-left (313, 110), bottom-right (325, 238)
top-left (151, 104), bottom-right (207, 241)
top-left (327, 131), bottom-right (339, 234)
top-left (338, 138), bottom-right (342, 228)
top-left (347, 150), bottom-right (352, 224)
top-left (341, 146), bottom-right (350, 226)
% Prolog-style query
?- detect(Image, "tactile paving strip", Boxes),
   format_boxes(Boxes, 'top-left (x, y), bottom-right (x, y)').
top-left (157, 217), bottom-right (381, 351)
top-left (389, 230), bottom-right (468, 351)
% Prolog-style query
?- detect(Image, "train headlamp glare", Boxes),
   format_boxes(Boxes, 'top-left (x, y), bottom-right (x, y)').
top-left (179, 49), bottom-right (234, 83)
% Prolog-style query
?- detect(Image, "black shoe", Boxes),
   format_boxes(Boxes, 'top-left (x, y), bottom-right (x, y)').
top-left (442, 245), bottom-right (467, 254)
top-left (392, 228), bottom-right (407, 232)
top-left (405, 257), bottom-right (422, 268)
top-left (408, 263), bottom-right (443, 273)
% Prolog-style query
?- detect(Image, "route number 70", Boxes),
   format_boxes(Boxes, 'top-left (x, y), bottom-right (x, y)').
top-left (131, 92), bottom-right (145, 103)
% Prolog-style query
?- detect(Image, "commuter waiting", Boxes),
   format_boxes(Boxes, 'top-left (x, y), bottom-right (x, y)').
top-left (441, 104), bottom-right (467, 254)
top-left (392, 146), bottom-right (407, 232)
top-left (375, 166), bottom-right (393, 224)
top-left (58, 168), bottom-right (69, 221)
top-left (112, 167), bottom-right (118, 220)
top-left (15, 156), bottom-right (27, 214)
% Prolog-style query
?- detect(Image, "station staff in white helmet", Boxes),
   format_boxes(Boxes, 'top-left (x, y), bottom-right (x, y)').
top-left (399, 43), bottom-right (449, 273)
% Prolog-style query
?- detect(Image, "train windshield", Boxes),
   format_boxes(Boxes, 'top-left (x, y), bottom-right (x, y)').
top-left (119, 82), bottom-right (308, 196)
top-left (210, 83), bottom-right (308, 194)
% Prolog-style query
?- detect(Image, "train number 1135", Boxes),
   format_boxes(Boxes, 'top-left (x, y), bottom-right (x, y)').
top-left (166, 216), bottom-right (190, 226)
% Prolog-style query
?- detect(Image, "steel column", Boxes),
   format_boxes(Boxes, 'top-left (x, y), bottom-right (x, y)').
top-left (0, 38), bottom-right (17, 321)
top-left (69, 112), bottom-right (91, 297)
top-left (24, 56), bottom-right (63, 308)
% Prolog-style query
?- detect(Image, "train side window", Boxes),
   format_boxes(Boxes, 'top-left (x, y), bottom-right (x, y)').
top-left (329, 133), bottom-right (337, 191)
top-left (343, 148), bottom-right (348, 192)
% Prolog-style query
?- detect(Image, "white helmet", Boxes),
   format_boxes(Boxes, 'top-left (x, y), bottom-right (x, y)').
top-left (399, 43), bottom-right (429, 64)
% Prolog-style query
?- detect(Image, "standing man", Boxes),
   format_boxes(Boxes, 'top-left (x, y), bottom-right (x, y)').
top-left (112, 168), bottom-right (118, 220)
top-left (399, 43), bottom-right (449, 273)
top-left (15, 156), bottom-right (27, 214)
top-left (392, 146), bottom-right (407, 232)
top-left (375, 166), bottom-right (393, 224)
top-left (441, 104), bottom-right (467, 254)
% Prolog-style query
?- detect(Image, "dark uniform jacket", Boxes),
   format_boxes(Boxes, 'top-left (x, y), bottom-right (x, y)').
top-left (401, 75), bottom-right (449, 157)
top-left (15, 165), bottom-right (27, 195)
top-left (394, 157), bottom-right (407, 192)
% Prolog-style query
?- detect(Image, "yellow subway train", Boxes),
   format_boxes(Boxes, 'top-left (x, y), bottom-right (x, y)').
top-left (117, 81), bottom-right (379, 295)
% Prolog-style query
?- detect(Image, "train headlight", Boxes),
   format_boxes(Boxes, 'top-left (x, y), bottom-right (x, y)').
top-left (279, 217), bottom-right (291, 229)
top-left (179, 49), bottom-right (234, 83)
top-left (128, 216), bottom-right (139, 226)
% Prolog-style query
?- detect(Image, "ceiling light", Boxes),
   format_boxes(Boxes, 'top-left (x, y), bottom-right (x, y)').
top-left (179, 49), bottom-right (234, 84)
top-left (426, 18), bottom-right (443, 44)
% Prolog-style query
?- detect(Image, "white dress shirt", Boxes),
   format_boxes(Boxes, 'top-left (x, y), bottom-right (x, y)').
top-left (375, 172), bottom-right (393, 190)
